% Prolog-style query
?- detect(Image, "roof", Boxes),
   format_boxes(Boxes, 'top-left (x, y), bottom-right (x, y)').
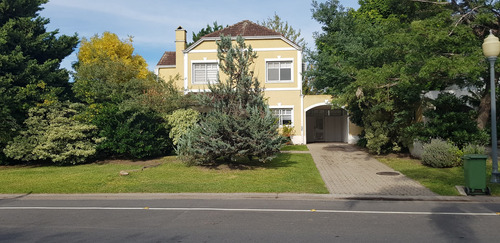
top-left (203, 20), bottom-right (282, 38)
top-left (157, 51), bottom-right (176, 66)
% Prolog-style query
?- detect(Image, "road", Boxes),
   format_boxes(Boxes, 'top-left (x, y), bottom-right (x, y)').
top-left (1, 196), bottom-right (499, 242)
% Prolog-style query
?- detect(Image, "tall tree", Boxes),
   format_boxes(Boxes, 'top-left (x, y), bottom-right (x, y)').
top-left (73, 32), bottom-right (182, 159)
top-left (308, 0), bottom-right (498, 153)
top-left (259, 13), bottom-right (306, 48)
top-left (0, 0), bottom-right (78, 162)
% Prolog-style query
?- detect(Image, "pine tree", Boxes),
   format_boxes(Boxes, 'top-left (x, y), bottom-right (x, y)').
top-left (0, 0), bottom-right (79, 163)
top-left (177, 35), bottom-right (285, 165)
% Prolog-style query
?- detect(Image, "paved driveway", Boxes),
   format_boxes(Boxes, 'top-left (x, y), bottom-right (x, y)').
top-left (307, 143), bottom-right (437, 196)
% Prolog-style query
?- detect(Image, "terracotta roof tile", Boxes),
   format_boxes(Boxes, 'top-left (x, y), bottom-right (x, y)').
top-left (203, 20), bottom-right (282, 38)
top-left (157, 51), bottom-right (176, 66)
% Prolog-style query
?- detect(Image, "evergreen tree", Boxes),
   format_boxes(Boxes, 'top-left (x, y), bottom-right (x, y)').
top-left (177, 35), bottom-right (285, 165)
top-left (187, 22), bottom-right (224, 47)
top-left (0, 0), bottom-right (79, 163)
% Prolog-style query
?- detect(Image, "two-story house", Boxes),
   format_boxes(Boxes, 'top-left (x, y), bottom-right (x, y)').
top-left (156, 20), bottom-right (361, 144)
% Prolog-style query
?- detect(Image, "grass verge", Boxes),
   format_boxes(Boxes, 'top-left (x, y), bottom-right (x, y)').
top-left (281, 145), bottom-right (309, 151)
top-left (377, 156), bottom-right (500, 196)
top-left (0, 153), bottom-right (328, 194)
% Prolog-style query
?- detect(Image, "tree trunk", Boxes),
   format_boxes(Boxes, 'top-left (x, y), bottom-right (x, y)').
top-left (477, 91), bottom-right (491, 130)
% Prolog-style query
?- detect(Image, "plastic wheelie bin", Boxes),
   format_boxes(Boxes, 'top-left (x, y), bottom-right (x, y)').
top-left (463, 154), bottom-right (490, 195)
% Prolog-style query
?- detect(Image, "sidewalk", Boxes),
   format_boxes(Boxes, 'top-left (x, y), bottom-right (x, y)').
top-left (307, 143), bottom-right (437, 197)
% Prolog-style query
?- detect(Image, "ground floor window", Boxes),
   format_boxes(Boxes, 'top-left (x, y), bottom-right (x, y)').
top-left (271, 108), bottom-right (293, 126)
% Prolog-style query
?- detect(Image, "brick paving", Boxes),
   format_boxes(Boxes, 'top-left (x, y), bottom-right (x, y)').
top-left (307, 143), bottom-right (437, 196)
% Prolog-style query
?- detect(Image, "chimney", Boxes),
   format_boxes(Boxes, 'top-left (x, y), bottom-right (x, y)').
top-left (175, 26), bottom-right (187, 52)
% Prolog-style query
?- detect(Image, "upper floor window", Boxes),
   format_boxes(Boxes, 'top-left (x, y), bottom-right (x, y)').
top-left (193, 63), bottom-right (218, 84)
top-left (266, 61), bottom-right (292, 83)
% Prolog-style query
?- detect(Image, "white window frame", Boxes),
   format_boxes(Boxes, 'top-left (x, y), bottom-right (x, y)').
top-left (265, 58), bottom-right (294, 83)
top-left (191, 61), bottom-right (218, 84)
top-left (270, 106), bottom-right (294, 126)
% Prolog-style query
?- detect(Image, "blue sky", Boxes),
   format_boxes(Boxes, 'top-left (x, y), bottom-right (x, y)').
top-left (41, 0), bottom-right (360, 72)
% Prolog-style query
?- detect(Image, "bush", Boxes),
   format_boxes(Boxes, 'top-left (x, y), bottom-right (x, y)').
top-left (462, 144), bottom-right (486, 155)
top-left (93, 104), bottom-right (172, 159)
top-left (422, 139), bottom-right (462, 168)
top-left (3, 102), bottom-right (100, 165)
top-left (412, 93), bottom-right (489, 148)
top-left (166, 109), bottom-right (200, 145)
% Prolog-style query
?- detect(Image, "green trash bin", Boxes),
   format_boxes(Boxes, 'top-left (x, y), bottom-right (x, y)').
top-left (463, 154), bottom-right (490, 195)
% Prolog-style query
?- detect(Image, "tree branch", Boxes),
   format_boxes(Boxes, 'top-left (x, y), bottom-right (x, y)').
top-left (410, 0), bottom-right (450, 5)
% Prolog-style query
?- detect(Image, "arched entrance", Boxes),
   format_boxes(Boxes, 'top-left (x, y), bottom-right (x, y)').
top-left (306, 105), bottom-right (348, 143)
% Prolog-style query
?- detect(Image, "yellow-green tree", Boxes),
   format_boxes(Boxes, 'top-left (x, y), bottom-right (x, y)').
top-left (77, 32), bottom-right (148, 79)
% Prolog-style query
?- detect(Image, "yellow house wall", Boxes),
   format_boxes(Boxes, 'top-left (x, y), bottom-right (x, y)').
top-left (264, 90), bottom-right (302, 136)
top-left (158, 67), bottom-right (183, 89)
top-left (186, 38), bottom-right (300, 91)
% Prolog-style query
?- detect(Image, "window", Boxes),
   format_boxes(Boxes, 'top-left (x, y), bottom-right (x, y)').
top-left (272, 108), bottom-right (293, 126)
top-left (267, 61), bottom-right (292, 82)
top-left (193, 63), bottom-right (218, 84)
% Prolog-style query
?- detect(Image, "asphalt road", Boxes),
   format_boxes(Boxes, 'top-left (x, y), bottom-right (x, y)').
top-left (1, 197), bottom-right (499, 242)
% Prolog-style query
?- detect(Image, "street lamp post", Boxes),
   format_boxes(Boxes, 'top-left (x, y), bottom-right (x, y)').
top-left (482, 30), bottom-right (500, 183)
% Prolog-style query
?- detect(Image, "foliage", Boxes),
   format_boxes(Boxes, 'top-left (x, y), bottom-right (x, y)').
top-left (177, 35), bottom-right (285, 165)
top-left (259, 13), bottom-right (306, 48)
top-left (166, 109), bottom-right (200, 145)
top-left (422, 139), bottom-right (462, 168)
top-left (187, 21), bottom-right (225, 47)
top-left (408, 93), bottom-right (489, 148)
top-left (307, 0), bottom-right (499, 154)
top-left (73, 32), bottom-right (182, 159)
top-left (77, 32), bottom-right (148, 78)
top-left (0, 0), bottom-right (78, 162)
top-left (91, 103), bottom-right (172, 159)
top-left (462, 143), bottom-right (486, 155)
top-left (3, 102), bottom-right (100, 165)
top-left (281, 125), bottom-right (294, 145)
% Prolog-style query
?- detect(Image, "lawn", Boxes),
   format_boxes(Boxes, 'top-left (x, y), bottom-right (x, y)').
top-left (0, 153), bottom-right (328, 194)
top-left (377, 156), bottom-right (500, 196)
top-left (281, 145), bottom-right (309, 151)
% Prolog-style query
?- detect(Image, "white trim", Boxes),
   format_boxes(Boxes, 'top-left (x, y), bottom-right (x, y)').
top-left (184, 36), bottom-right (302, 53)
top-left (183, 53), bottom-right (188, 94)
top-left (265, 58), bottom-right (294, 84)
top-left (188, 47), bottom-right (298, 54)
top-left (297, 51), bottom-right (303, 90)
top-left (155, 65), bottom-right (176, 75)
top-left (263, 87), bottom-right (301, 91)
top-left (305, 101), bottom-right (332, 112)
top-left (300, 94), bottom-right (304, 144)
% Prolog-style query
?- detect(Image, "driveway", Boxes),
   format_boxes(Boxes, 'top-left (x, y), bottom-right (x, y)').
top-left (307, 143), bottom-right (437, 196)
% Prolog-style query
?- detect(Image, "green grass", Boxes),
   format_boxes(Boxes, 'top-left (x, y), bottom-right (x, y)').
top-left (377, 156), bottom-right (500, 196)
top-left (0, 153), bottom-right (328, 194)
top-left (281, 145), bottom-right (309, 151)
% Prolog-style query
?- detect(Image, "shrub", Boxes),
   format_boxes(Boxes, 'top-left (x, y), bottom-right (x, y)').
top-left (93, 103), bottom-right (172, 159)
top-left (3, 102), bottom-right (100, 165)
top-left (462, 144), bottom-right (486, 155)
top-left (166, 109), bottom-right (200, 145)
top-left (422, 139), bottom-right (462, 168)
top-left (281, 125), bottom-right (294, 145)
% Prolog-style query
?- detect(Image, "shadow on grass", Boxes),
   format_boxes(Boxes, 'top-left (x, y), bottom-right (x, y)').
top-left (199, 153), bottom-right (299, 171)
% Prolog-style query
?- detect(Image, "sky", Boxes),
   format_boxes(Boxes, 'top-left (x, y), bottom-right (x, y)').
top-left (41, 0), bottom-right (360, 72)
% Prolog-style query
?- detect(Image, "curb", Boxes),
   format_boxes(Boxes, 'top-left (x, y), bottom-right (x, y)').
top-left (1, 193), bottom-right (499, 203)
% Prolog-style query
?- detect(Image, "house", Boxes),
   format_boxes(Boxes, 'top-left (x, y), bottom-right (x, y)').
top-left (156, 20), bottom-right (362, 144)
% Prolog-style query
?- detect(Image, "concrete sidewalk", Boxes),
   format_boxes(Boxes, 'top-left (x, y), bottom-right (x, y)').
top-left (307, 143), bottom-right (437, 197)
